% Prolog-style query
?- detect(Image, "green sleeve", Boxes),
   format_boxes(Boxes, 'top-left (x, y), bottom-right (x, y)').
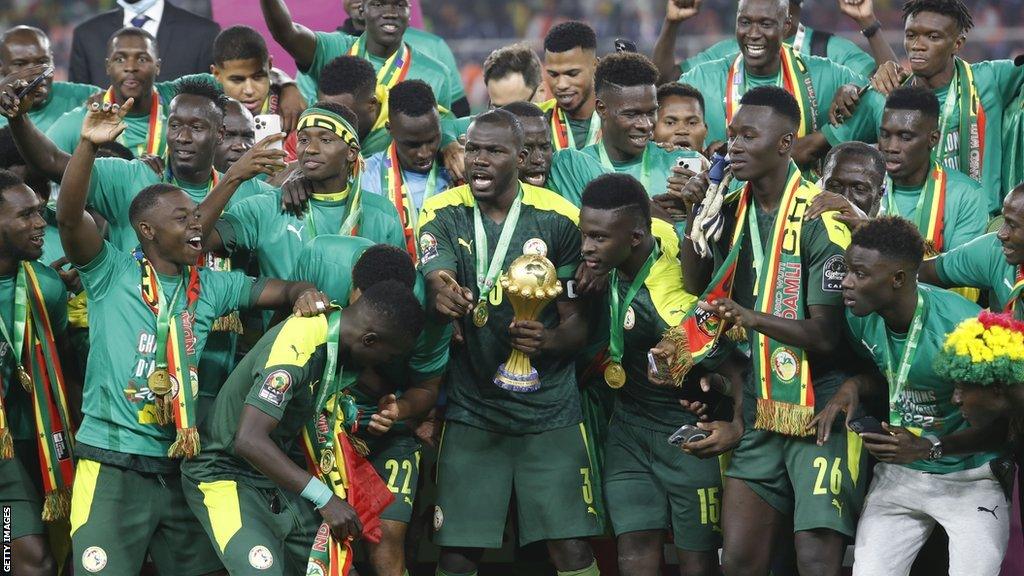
top-left (420, 32), bottom-right (464, 103)
top-left (219, 194), bottom-right (272, 254)
top-left (680, 38), bottom-right (738, 75)
top-left (978, 59), bottom-right (1024, 104)
top-left (202, 268), bottom-right (258, 318)
top-left (308, 32), bottom-right (356, 84)
top-left (87, 158), bottom-right (149, 225)
top-left (944, 176), bottom-right (988, 250)
top-left (934, 233), bottom-right (1002, 290)
top-left (408, 320), bottom-right (452, 382)
top-left (297, 72), bottom-right (317, 108)
top-left (821, 88), bottom-right (883, 146)
top-left (546, 149), bottom-right (607, 207)
top-left (155, 74), bottom-right (216, 102)
top-left (64, 82), bottom-right (103, 102)
top-left (76, 241), bottom-right (133, 302)
top-left (417, 209), bottom-right (458, 276)
top-left (809, 58), bottom-right (866, 133)
top-left (842, 309), bottom-right (873, 361)
top-left (44, 107), bottom-right (86, 154)
top-left (40, 266), bottom-right (69, 335)
top-left (826, 35), bottom-right (876, 78)
top-left (551, 215), bottom-right (583, 281)
top-left (803, 219), bottom-right (846, 307)
top-left (244, 350), bottom-right (311, 421)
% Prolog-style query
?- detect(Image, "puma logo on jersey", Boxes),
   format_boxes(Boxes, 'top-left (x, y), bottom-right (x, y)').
top-left (978, 505), bottom-right (999, 519)
top-left (290, 344), bottom-right (306, 362)
top-left (832, 498), bottom-right (843, 517)
top-left (1004, 278), bottom-right (1014, 291)
top-left (861, 340), bottom-right (878, 356)
top-left (404, 496), bottom-right (414, 507)
top-left (287, 224), bottom-right (304, 241)
top-left (457, 237), bottom-right (473, 254)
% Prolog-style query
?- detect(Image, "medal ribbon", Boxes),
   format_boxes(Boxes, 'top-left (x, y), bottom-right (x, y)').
top-left (725, 46), bottom-right (817, 137)
top-left (880, 291), bottom-right (926, 427)
top-left (135, 249), bottom-right (202, 457)
top-left (880, 164), bottom-right (947, 253)
top-left (550, 104), bottom-right (602, 151)
top-left (473, 189), bottom-right (523, 308)
top-left (934, 59), bottom-right (985, 181)
top-left (349, 36), bottom-right (413, 91)
top-left (382, 143), bottom-right (439, 261)
top-left (607, 243), bottom-right (660, 366)
top-left (0, 266), bottom-right (29, 384)
top-left (1005, 267), bottom-right (1024, 319)
top-left (306, 186), bottom-right (364, 240)
top-left (103, 87), bottom-right (165, 156)
top-left (597, 142), bottom-right (652, 192)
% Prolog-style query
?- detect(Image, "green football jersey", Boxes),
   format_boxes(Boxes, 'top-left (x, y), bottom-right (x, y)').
top-left (217, 188), bottom-right (405, 282)
top-left (934, 233), bottom-right (1019, 317)
top-left (680, 54), bottom-right (865, 145)
top-left (402, 27), bottom-right (465, 104)
top-left (181, 314), bottom-right (333, 487)
top-left (608, 219), bottom-right (700, 432)
top-left (546, 148), bottom-right (608, 207)
top-left (680, 26), bottom-right (875, 77)
top-left (881, 168), bottom-right (988, 251)
top-left (844, 284), bottom-right (996, 473)
top-left (581, 141), bottom-right (702, 199)
top-left (0, 261), bottom-right (69, 440)
top-left (417, 183), bottom-right (583, 434)
top-left (0, 81), bottom-right (100, 133)
top-left (86, 158), bottom-right (274, 252)
top-left (297, 32), bottom-right (455, 109)
top-left (823, 60), bottom-right (1024, 210)
top-left (1002, 88), bottom-right (1024, 195)
top-left (45, 81), bottom-right (180, 155)
top-left (294, 235), bottom-right (376, 304)
top-left (39, 203), bottom-right (65, 267)
top-left (74, 242), bottom-right (258, 457)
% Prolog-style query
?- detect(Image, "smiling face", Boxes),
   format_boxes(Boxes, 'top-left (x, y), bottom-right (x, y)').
top-left (597, 84), bottom-right (658, 159)
top-left (0, 184), bottom-right (46, 262)
top-left (653, 94), bottom-right (707, 151)
top-left (364, 0), bottom-right (410, 50)
top-left (997, 189), bottom-right (1024, 266)
top-left (389, 109), bottom-right (441, 174)
top-left (879, 109), bottom-right (938, 184)
top-left (579, 206), bottom-right (640, 276)
top-left (544, 47), bottom-right (597, 116)
top-left (137, 189), bottom-right (205, 265)
top-left (0, 29), bottom-right (54, 108)
top-left (904, 11), bottom-right (963, 79)
top-left (464, 119), bottom-right (525, 203)
top-left (840, 244), bottom-right (904, 317)
top-left (213, 57), bottom-right (271, 114)
top-left (166, 94), bottom-right (223, 178)
top-left (517, 115), bottom-right (553, 187)
top-left (735, 0), bottom-right (788, 74)
top-left (106, 34), bottom-right (160, 102)
top-left (297, 125), bottom-right (357, 183)
top-left (215, 100), bottom-right (255, 173)
top-left (726, 104), bottom-right (792, 181)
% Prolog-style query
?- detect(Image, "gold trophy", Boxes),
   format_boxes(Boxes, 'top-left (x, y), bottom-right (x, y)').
top-left (493, 254), bottom-right (562, 393)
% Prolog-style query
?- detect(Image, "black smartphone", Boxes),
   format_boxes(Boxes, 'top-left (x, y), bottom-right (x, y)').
top-left (614, 38), bottom-right (638, 53)
top-left (668, 424), bottom-right (709, 446)
top-left (17, 67), bottom-right (53, 99)
top-left (848, 415), bottom-right (886, 435)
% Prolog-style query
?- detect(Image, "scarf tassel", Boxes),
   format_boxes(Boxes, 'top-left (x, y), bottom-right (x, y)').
top-left (726, 325), bottom-right (747, 342)
top-left (211, 311), bottom-right (244, 334)
top-left (754, 398), bottom-right (815, 437)
top-left (167, 427), bottom-right (200, 459)
top-left (661, 326), bottom-right (694, 386)
top-left (41, 486), bottom-right (72, 521)
top-left (0, 428), bottom-right (12, 459)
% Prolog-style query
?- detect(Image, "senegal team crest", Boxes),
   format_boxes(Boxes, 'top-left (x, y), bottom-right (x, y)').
top-left (82, 546), bottom-right (107, 573)
top-left (771, 348), bottom-right (799, 382)
top-left (624, 306), bottom-right (636, 330)
top-left (306, 559), bottom-right (327, 576)
top-left (248, 545), bottom-right (274, 570)
top-left (694, 304), bottom-right (721, 338)
top-left (433, 505), bottom-right (444, 531)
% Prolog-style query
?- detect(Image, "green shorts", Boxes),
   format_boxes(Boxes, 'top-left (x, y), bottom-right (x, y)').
top-left (69, 459), bottom-right (222, 576)
top-left (367, 434), bottom-right (421, 523)
top-left (725, 427), bottom-right (867, 537)
top-left (433, 421), bottom-right (602, 548)
top-left (603, 416), bottom-right (723, 551)
top-left (0, 451), bottom-right (45, 539)
top-left (181, 472), bottom-right (319, 576)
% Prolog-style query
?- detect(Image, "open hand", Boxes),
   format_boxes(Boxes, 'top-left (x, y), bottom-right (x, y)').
top-left (292, 289), bottom-right (331, 317)
top-left (699, 297), bottom-right (755, 330)
top-left (81, 98), bottom-right (135, 146)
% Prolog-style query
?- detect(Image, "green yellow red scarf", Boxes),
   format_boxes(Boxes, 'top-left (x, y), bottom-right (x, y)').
top-left (726, 45), bottom-right (818, 137)
top-left (539, 99), bottom-right (602, 151)
top-left (880, 163), bottom-right (948, 254)
top-left (103, 87), bottom-right (166, 157)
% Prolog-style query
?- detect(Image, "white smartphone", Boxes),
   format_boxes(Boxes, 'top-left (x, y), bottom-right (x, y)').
top-left (676, 156), bottom-right (703, 173)
top-left (254, 114), bottom-right (283, 151)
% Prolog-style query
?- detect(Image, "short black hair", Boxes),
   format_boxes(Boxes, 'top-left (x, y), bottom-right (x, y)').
top-left (500, 101), bottom-right (545, 119)
top-left (581, 173), bottom-right (652, 228)
top-left (108, 26), bottom-right (158, 56)
top-left (850, 216), bottom-right (926, 267)
top-left (483, 42), bottom-right (543, 90)
top-left (319, 56), bottom-right (377, 98)
top-left (885, 85), bottom-right (940, 122)
top-left (738, 86), bottom-right (801, 129)
top-left (902, 0), bottom-right (973, 33)
top-left (128, 183), bottom-right (182, 226)
top-left (543, 21), bottom-right (597, 53)
top-left (389, 80), bottom-right (436, 118)
top-left (825, 141), bottom-right (885, 179)
top-left (213, 25), bottom-right (269, 66)
top-left (0, 168), bottom-right (25, 200)
top-left (309, 100), bottom-right (360, 134)
top-left (470, 109), bottom-right (524, 148)
top-left (173, 76), bottom-right (229, 116)
top-left (657, 82), bottom-right (705, 116)
top-left (0, 127), bottom-right (24, 169)
top-left (0, 26), bottom-right (47, 51)
top-left (352, 244), bottom-right (416, 291)
top-left (358, 279), bottom-right (425, 341)
top-left (594, 52), bottom-right (659, 96)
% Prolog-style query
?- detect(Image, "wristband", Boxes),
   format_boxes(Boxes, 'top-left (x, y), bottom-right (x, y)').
top-left (300, 476), bottom-right (334, 509)
top-left (861, 21), bottom-right (882, 39)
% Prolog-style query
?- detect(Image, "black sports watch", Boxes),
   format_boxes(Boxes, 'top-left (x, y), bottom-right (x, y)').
top-left (861, 20), bottom-right (882, 39)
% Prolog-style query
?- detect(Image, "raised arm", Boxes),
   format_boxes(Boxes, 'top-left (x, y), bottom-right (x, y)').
top-left (837, 0), bottom-right (898, 70)
top-left (702, 300), bottom-right (845, 354)
top-left (56, 100), bottom-right (135, 266)
top-left (260, 0), bottom-right (318, 71)
top-left (0, 66), bottom-right (72, 182)
top-left (652, 0), bottom-right (703, 83)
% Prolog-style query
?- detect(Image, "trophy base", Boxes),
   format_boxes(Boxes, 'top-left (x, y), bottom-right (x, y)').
top-left (494, 363), bottom-right (540, 393)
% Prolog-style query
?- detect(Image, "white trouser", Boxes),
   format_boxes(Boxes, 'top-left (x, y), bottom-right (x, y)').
top-left (852, 461), bottom-right (1010, 576)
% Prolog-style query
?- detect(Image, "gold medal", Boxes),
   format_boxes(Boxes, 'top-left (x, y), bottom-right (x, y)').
top-left (472, 302), bottom-right (489, 328)
top-left (319, 448), bottom-right (335, 473)
top-left (604, 362), bottom-right (626, 389)
top-left (16, 365), bottom-right (32, 392)
top-left (148, 369), bottom-right (172, 396)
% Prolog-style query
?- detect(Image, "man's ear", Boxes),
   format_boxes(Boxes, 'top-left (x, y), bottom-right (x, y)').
top-left (595, 98), bottom-right (607, 119)
top-left (778, 131), bottom-right (795, 155)
top-left (928, 128), bottom-right (941, 150)
top-left (137, 220), bottom-right (156, 242)
top-left (893, 269), bottom-right (907, 290)
top-left (361, 331), bottom-right (379, 347)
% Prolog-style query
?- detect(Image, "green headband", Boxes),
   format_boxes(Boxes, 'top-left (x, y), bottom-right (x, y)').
top-left (298, 107), bottom-right (360, 148)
